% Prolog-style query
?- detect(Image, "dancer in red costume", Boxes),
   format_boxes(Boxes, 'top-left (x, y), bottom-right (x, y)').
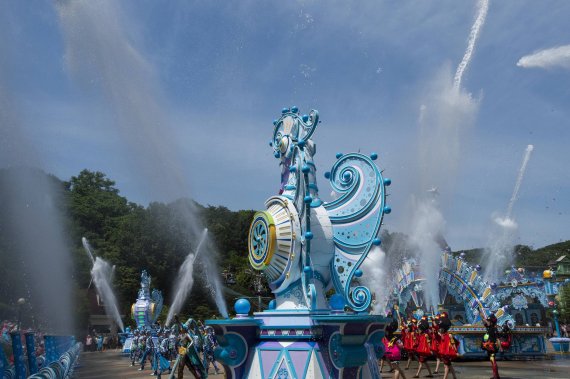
top-left (382, 319), bottom-right (407, 379)
top-left (430, 314), bottom-right (441, 374)
top-left (437, 312), bottom-right (458, 379)
top-left (481, 312), bottom-right (501, 379)
top-left (413, 316), bottom-right (434, 378)
top-left (402, 318), bottom-right (418, 370)
top-left (498, 323), bottom-right (512, 354)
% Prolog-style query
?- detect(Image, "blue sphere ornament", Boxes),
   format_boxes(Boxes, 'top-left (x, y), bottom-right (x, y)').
top-left (305, 231), bottom-right (314, 240)
top-left (329, 294), bottom-right (345, 311)
top-left (304, 266), bottom-right (312, 273)
top-left (343, 171), bottom-right (352, 181)
top-left (291, 106), bottom-right (299, 113)
top-left (234, 298), bottom-right (251, 315)
top-left (354, 269), bottom-right (363, 278)
top-left (370, 153), bottom-right (378, 160)
top-left (304, 195), bottom-right (313, 203)
top-left (324, 171), bottom-right (331, 179)
top-left (384, 178), bottom-right (392, 186)
top-left (372, 238), bottom-right (382, 246)
top-left (383, 206), bottom-right (392, 214)
top-left (302, 165), bottom-right (310, 173)
top-left (336, 152), bottom-right (343, 159)
top-left (274, 151), bottom-right (280, 158)
top-left (282, 107), bottom-right (289, 114)
top-left (302, 114), bottom-right (309, 122)
top-left (475, 264), bottom-right (482, 271)
top-left (273, 119), bottom-right (278, 125)
top-left (298, 140), bottom-right (306, 148)
top-left (537, 281), bottom-right (545, 287)
top-left (460, 252), bottom-right (466, 258)
top-left (490, 282), bottom-right (497, 290)
top-left (289, 165), bottom-right (297, 172)
top-left (268, 300), bottom-right (277, 310)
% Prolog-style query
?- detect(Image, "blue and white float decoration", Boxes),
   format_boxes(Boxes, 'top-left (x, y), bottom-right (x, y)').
top-left (248, 107), bottom-right (391, 313)
top-left (208, 107), bottom-right (390, 379)
top-left (131, 270), bottom-right (163, 329)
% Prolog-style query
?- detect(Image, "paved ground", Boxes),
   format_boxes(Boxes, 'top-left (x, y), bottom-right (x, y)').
top-left (75, 350), bottom-right (224, 379)
top-left (75, 350), bottom-right (570, 378)
top-left (391, 358), bottom-right (570, 379)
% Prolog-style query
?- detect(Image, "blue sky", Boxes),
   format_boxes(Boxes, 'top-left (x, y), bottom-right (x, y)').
top-left (1, 0), bottom-right (569, 250)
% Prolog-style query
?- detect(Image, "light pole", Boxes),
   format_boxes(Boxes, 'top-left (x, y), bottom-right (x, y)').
top-left (17, 298), bottom-right (26, 331)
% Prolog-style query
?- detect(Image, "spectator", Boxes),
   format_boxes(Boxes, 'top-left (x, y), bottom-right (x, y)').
top-left (85, 335), bottom-right (93, 352)
top-left (96, 335), bottom-right (103, 352)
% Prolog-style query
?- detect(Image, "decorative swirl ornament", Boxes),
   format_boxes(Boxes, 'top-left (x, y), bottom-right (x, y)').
top-left (325, 153), bottom-right (388, 312)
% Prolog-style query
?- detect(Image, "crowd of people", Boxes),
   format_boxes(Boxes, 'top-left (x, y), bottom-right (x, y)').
top-left (380, 312), bottom-right (459, 379)
top-left (379, 311), bottom-right (513, 379)
top-left (127, 316), bottom-right (219, 379)
top-left (1, 320), bottom-right (46, 363)
top-left (85, 333), bottom-right (120, 352)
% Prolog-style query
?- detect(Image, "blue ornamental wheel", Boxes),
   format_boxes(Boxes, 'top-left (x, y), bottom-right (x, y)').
top-left (248, 211), bottom-right (276, 270)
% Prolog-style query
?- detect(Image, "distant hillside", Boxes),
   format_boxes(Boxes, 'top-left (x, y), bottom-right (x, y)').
top-left (457, 241), bottom-right (570, 270)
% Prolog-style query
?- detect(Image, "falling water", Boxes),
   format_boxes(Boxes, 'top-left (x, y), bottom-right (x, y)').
top-left (410, 197), bottom-right (446, 311)
top-left (82, 237), bottom-right (124, 332)
top-left (199, 235), bottom-right (229, 318)
top-left (361, 246), bottom-right (388, 314)
top-left (82, 237), bottom-right (95, 264)
top-left (454, 0), bottom-right (490, 90)
top-left (411, 0), bottom-right (489, 310)
top-left (484, 145), bottom-right (534, 281)
top-left (166, 229), bottom-right (208, 325)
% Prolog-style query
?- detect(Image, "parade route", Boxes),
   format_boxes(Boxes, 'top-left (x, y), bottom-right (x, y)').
top-left (75, 350), bottom-right (570, 379)
top-left (75, 351), bottom-right (224, 379)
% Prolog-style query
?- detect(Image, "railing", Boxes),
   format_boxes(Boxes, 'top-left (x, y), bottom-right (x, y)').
top-left (2, 333), bottom-right (81, 379)
top-left (28, 342), bottom-right (82, 379)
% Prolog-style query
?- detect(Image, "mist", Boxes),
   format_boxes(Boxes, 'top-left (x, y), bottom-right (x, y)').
top-left (1, 20), bottom-right (74, 332)
top-left (55, 0), bottom-right (226, 316)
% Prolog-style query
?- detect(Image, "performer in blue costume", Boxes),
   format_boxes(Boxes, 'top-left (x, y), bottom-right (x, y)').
top-left (202, 326), bottom-right (220, 375)
top-left (130, 330), bottom-right (140, 366)
top-left (155, 331), bottom-right (172, 379)
top-left (139, 331), bottom-right (154, 371)
top-left (173, 319), bottom-right (207, 379)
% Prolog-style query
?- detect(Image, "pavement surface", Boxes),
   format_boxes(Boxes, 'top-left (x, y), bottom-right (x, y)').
top-left (75, 350), bottom-right (224, 379)
top-left (75, 350), bottom-right (570, 378)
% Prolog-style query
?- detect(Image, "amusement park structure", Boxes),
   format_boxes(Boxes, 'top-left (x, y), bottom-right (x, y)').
top-left (207, 107), bottom-right (392, 378)
top-left (387, 249), bottom-right (570, 358)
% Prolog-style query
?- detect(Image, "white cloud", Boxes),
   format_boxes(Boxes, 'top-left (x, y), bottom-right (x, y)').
top-left (517, 45), bottom-right (570, 70)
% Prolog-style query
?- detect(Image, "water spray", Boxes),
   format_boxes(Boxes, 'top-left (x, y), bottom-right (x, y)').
top-left (166, 228), bottom-right (208, 325)
top-left (82, 237), bottom-right (124, 332)
top-left (505, 144), bottom-right (534, 220)
top-left (454, 0), bottom-right (490, 90)
top-left (484, 144), bottom-right (534, 282)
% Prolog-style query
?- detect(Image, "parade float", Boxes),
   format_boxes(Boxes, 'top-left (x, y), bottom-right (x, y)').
top-left (122, 270), bottom-right (164, 353)
top-left (387, 250), bottom-right (570, 358)
top-left (131, 270), bottom-right (164, 330)
top-left (207, 107), bottom-right (392, 378)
